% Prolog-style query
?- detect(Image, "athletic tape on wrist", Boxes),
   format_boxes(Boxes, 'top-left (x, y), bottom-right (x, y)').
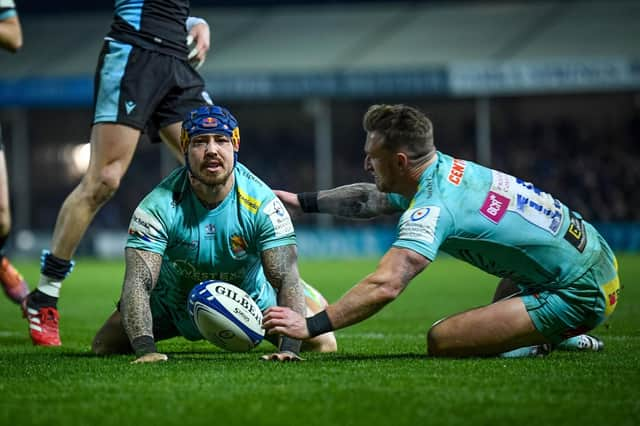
top-left (132, 335), bottom-right (157, 357)
top-left (279, 336), bottom-right (302, 355)
top-left (186, 16), bottom-right (208, 32)
top-left (297, 192), bottom-right (319, 213)
top-left (306, 310), bottom-right (333, 338)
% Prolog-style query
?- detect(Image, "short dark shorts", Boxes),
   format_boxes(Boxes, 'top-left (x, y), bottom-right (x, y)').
top-left (92, 39), bottom-right (211, 132)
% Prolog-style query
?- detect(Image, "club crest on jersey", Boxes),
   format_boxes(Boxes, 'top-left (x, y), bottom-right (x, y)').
top-left (204, 223), bottom-right (216, 239)
top-left (447, 158), bottom-right (467, 186)
top-left (230, 235), bottom-right (248, 259)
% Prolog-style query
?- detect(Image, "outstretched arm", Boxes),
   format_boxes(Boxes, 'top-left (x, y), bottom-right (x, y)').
top-left (263, 247), bottom-right (430, 339)
top-left (120, 248), bottom-right (166, 363)
top-left (261, 244), bottom-right (306, 361)
top-left (276, 183), bottom-right (400, 219)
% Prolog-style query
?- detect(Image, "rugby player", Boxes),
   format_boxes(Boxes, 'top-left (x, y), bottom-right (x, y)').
top-left (264, 104), bottom-right (618, 357)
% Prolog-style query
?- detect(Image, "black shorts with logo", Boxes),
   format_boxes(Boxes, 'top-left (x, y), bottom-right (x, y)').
top-left (92, 39), bottom-right (211, 133)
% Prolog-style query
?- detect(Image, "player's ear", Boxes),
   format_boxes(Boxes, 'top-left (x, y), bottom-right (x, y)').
top-left (396, 152), bottom-right (409, 170)
top-left (232, 127), bottom-right (240, 152)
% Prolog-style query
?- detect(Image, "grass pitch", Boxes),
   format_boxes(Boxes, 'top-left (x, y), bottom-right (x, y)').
top-left (1, 255), bottom-right (638, 426)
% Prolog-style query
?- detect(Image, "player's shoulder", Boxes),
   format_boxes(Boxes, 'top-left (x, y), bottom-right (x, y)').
top-left (139, 167), bottom-right (187, 212)
top-left (429, 152), bottom-right (491, 196)
top-left (234, 163), bottom-right (276, 215)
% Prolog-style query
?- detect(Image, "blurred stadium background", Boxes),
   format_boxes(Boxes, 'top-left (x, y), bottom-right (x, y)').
top-left (0, 0), bottom-right (638, 259)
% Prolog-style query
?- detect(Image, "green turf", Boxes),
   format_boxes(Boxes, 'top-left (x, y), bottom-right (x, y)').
top-left (1, 255), bottom-right (638, 426)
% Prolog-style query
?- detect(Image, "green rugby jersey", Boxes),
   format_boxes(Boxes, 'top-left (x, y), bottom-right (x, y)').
top-left (126, 163), bottom-right (296, 313)
top-left (387, 152), bottom-right (603, 288)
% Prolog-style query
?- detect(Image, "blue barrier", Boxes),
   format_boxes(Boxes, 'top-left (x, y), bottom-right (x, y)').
top-left (593, 222), bottom-right (640, 252)
top-left (295, 223), bottom-right (640, 258)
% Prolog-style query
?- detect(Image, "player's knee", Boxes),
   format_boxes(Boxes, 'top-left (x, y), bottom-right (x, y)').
top-left (303, 332), bottom-right (338, 353)
top-left (82, 167), bottom-right (124, 206)
top-left (426, 323), bottom-right (451, 357)
top-left (91, 334), bottom-right (110, 355)
top-left (317, 333), bottom-right (338, 353)
top-left (0, 210), bottom-right (10, 237)
top-left (91, 332), bottom-right (130, 355)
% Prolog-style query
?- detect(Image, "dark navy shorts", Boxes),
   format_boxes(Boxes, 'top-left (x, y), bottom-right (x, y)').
top-left (92, 39), bottom-right (211, 132)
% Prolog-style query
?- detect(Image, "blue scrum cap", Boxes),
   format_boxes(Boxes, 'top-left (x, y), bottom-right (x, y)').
top-left (180, 105), bottom-right (240, 152)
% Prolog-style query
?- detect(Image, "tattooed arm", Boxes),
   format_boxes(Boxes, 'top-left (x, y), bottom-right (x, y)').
top-left (264, 247), bottom-right (430, 339)
top-left (275, 183), bottom-right (400, 219)
top-left (260, 244), bottom-right (305, 361)
top-left (318, 183), bottom-right (400, 218)
top-left (120, 248), bottom-right (165, 363)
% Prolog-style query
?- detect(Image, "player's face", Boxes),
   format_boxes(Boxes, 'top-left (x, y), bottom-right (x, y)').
top-left (363, 131), bottom-right (399, 193)
top-left (188, 133), bottom-right (235, 185)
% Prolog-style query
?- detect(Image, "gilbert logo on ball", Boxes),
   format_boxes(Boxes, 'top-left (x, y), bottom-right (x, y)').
top-left (188, 280), bottom-right (265, 352)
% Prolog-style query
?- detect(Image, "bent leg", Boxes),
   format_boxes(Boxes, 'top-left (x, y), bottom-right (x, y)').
top-left (300, 280), bottom-right (337, 353)
top-left (427, 297), bottom-right (548, 357)
top-left (159, 122), bottom-right (186, 164)
top-left (51, 123), bottom-right (141, 259)
top-left (492, 277), bottom-right (520, 303)
top-left (92, 310), bottom-right (133, 355)
top-left (0, 150), bottom-right (10, 237)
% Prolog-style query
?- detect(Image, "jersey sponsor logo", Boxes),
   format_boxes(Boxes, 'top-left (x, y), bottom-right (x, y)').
top-left (563, 212), bottom-right (587, 252)
top-left (479, 191), bottom-right (509, 223)
top-left (174, 260), bottom-right (246, 283)
top-left (513, 178), bottom-right (563, 234)
top-left (447, 158), bottom-right (467, 186)
top-left (230, 235), bottom-right (248, 259)
top-left (237, 187), bottom-right (261, 214)
top-left (128, 208), bottom-right (163, 243)
top-left (398, 206), bottom-right (440, 244)
top-left (174, 239), bottom-right (198, 250)
top-left (602, 275), bottom-right (620, 316)
top-left (263, 198), bottom-right (294, 237)
top-left (488, 171), bottom-right (564, 235)
top-left (423, 177), bottom-right (434, 198)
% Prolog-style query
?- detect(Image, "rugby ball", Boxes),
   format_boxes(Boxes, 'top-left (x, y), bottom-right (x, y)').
top-left (188, 280), bottom-right (265, 352)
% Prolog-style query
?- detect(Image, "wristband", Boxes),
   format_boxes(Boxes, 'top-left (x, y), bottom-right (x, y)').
top-left (279, 336), bottom-right (302, 355)
top-left (297, 192), bottom-right (319, 213)
top-left (186, 16), bottom-right (208, 32)
top-left (306, 310), bottom-right (333, 338)
top-left (132, 335), bottom-right (157, 356)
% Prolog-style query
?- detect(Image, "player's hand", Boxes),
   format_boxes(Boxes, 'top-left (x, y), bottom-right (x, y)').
top-left (187, 21), bottom-right (210, 70)
top-left (263, 306), bottom-right (310, 340)
top-left (273, 190), bottom-right (303, 217)
top-left (260, 351), bottom-right (304, 362)
top-left (131, 352), bottom-right (168, 364)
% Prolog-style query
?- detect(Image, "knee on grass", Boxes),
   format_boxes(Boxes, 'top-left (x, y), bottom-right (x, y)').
top-left (91, 334), bottom-right (132, 356)
top-left (302, 333), bottom-right (338, 353)
top-left (426, 323), bottom-right (458, 357)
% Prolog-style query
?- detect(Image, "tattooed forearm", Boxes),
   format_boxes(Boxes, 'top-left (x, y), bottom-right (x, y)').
top-left (262, 245), bottom-right (305, 316)
top-left (120, 248), bottom-right (163, 342)
top-left (318, 183), bottom-right (400, 218)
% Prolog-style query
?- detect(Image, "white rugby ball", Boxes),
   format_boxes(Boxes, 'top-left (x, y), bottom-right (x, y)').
top-left (188, 280), bottom-right (265, 352)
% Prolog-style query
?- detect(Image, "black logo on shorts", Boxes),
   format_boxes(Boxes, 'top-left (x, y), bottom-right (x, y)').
top-left (564, 212), bottom-right (587, 253)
